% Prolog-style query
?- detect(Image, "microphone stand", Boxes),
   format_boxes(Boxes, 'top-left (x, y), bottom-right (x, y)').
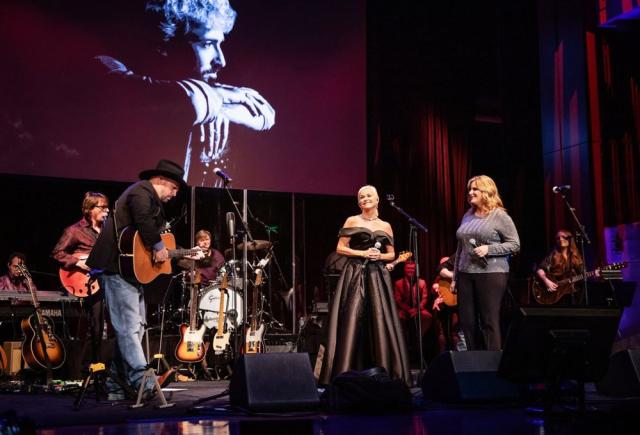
top-left (218, 177), bottom-right (255, 358)
top-left (386, 195), bottom-right (429, 382)
top-left (557, 191), bottom-right (591, 305)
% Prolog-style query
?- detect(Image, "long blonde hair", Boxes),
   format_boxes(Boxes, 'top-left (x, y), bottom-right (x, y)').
top-left (467, 175), bottom-right (505, 212)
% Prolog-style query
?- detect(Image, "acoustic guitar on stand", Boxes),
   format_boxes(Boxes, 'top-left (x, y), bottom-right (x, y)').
top-left (18, 264), bottom-right (66, 371)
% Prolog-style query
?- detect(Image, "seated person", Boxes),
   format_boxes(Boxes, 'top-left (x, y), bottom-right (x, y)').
top-left (178, 230), bottom-right (225, 285)
top-left (0, 252), bottom-right (37, 293)
top-left (393, 261), bottom-right (433, 336)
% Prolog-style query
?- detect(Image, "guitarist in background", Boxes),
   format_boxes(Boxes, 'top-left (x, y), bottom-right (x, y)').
top-left (535, 229), bottom-right (592, 305)
top-left (87, 159), bottom-right (199, 400)
top-left (0, 252), bottom-right (37, 292)
top-left (52, 192), bottom-right (109, 352)
top-left (432, 255), bottom-right (462, 351)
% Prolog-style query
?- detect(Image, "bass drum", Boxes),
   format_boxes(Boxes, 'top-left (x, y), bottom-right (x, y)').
top-left (198, 284), bottom-right (244, 330)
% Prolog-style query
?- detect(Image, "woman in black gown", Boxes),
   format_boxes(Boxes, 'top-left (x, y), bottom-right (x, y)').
top-left (319, 185), bottom-right (411, 385)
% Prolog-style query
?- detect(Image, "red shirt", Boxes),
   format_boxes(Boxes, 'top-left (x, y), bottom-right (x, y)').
top-left (393, 277), bottom-right (429, 317)
top-left (52, 217), bottom-right (100, 268)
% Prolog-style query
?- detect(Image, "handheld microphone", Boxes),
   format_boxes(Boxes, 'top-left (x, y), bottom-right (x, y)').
top-left (226, 212), bottom-right (236, 238)
top-left (213, 167), bottom-right (232, 184)
top-left (364, 241), bottom-right (382, 267)
top-left (552, 185), bottom-right (571, 194)
top-left (469, 238), bottom-right (488, 266)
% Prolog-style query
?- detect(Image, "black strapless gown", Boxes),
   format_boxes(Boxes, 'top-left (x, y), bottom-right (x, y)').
top-left (319, 227), bottom-right (411, 385)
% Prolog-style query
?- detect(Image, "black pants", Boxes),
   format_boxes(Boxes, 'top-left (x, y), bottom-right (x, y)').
top-left (456, 272), bottom-right (508, 351)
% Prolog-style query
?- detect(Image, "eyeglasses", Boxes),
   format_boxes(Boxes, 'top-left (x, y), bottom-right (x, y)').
top-left (94, 205), bottom-right (109, 210)
top-left (556, 235), bottom-right (570, 240)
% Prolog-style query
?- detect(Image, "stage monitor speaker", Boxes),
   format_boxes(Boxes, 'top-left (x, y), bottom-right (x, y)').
top-left (498, 307), bottom-right (621, 383)
top-left (229, 353), bottom-right (320, 412)
top-left (421, 351), bottom-right (518, 403)
top-left (596, 349), bottom-right (640, 397)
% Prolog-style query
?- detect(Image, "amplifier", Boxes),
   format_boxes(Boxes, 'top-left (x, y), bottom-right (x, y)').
top-left (264, 334), bottom-right (298, 353)
top-left (2, 341), bottom-right (26, 374)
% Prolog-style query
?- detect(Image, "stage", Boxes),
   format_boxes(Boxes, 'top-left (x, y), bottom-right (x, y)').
top-left (1, 377), bottom-right (639, 434)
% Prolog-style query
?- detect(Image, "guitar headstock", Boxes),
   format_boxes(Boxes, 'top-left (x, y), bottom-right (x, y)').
top-left (254, 269), bottom-right (263, 286)
top-left (219, 269), bottom-right (228, 289)
top-left (601, 262), bottom-right (627, 271)
top-left (15, 263), bottom-right (31, 280)
top-left (395, 251), bottom-right (413, 264)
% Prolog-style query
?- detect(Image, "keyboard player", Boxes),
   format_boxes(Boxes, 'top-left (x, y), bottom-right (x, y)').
top-left (0, 252), bottom-right (36, 293)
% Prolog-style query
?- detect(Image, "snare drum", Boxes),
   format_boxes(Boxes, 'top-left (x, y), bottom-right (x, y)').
top-left (198, 284), bottom-right (244, 330)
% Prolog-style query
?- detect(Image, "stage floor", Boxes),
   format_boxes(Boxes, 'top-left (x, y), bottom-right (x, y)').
top-left (1, 379), bottom-right (639, 435)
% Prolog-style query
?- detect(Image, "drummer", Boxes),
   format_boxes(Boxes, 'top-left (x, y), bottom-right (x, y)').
top-left (178, 229), bottom-right (226, 285)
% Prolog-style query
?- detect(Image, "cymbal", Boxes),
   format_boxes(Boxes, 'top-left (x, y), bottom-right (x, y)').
top-left (237, 240), bottom-right (272, 251)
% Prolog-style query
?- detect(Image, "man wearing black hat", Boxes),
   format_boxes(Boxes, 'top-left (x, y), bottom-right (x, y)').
top-left (87, 159), bottom-right (195, 399)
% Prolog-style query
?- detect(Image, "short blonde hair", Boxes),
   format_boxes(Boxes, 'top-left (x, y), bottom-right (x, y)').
top-left (467, 175), bottom-right (505, 212)
top-left (357, 185), bottom-right (378, 199)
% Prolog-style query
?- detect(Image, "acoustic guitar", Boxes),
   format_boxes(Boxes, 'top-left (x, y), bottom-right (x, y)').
top-left (531, 262), bottom-right (626, 305)
top-left (436, 277), bottom-right (457, 307)
top-left (18, 264), bottom-right (66, 371)
top-left (175, 272), bottom-right (207, 363)
top-left (212, 270), bottom-right (232, 356)
top-left (245, 269), bottom-right (266, 354)
top-left (59, 259), bottom-right (100, 298)
top-left (118, 227), bottom-right (201, 284)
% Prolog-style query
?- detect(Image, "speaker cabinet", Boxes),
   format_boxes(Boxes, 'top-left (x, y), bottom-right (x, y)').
top-left (422, 351), bottom-right (518, 402)
top-left (230, 353), bottom-right (320, 411)
top-left (597, 349), bottom-right (640, 397)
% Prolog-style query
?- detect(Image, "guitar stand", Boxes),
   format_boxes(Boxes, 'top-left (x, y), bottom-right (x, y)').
top-left (130, 367), bottom-right (175, 409)
top-left (73, 362), bottom-right (136, 410)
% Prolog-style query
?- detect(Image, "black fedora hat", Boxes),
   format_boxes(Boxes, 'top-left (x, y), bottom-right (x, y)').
top-left (139, 159), bottom-right (188, 188)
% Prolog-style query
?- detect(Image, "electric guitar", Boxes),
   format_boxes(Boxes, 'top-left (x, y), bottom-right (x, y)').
top-left (212, 269), bottom-right (232, 356)
top-left (118, 227), bottom-right (201, 284)
top-left (59, 256), bottom-right (100, 297)
top-left (18, 264), bottom-right (66, 371)
top-left (175, 272), bottom-right (207, 363)
top-left (386, 251), bottom-right (413, 270)
top-left (436, 277), bottom-right (457, 307)
top-left (245, 269), bottom-right (266, 354)
top-left (532, 262), bottom-right (626, 305)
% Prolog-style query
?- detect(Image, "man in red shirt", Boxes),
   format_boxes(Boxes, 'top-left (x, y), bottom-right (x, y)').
top-left (393, 261), bottom-right (433, 336)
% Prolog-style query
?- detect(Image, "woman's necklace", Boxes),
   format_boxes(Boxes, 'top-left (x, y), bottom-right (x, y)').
top-left (360, 214), bottom-right (378, 221)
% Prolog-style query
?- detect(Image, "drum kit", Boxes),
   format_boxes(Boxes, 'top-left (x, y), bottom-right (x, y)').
top-left (170, 239), bottom-right (281, 342)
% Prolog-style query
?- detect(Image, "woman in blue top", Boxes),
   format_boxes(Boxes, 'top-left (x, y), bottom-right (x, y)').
top-left (319, 185), bottom-right (411, 385)
top-left (452, 175), bottom-right (520, 351)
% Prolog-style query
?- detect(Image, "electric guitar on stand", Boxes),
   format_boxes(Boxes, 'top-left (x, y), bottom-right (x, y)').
top-left (175, 272), bottom-right (207, 363)
top-left (245, 269), bottom-right (266, 354)
top-left (212, 270), bottom-right (232, 356)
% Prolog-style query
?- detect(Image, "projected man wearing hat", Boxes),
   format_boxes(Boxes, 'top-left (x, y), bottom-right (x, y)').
top-left (87, 159), bottom-right (202, 399)
top-left (96, 0), bottom-right (275, 186)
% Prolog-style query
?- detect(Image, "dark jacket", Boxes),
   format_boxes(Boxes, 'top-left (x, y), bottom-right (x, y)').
top-left (87, 180), bottom-right (166, 273)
